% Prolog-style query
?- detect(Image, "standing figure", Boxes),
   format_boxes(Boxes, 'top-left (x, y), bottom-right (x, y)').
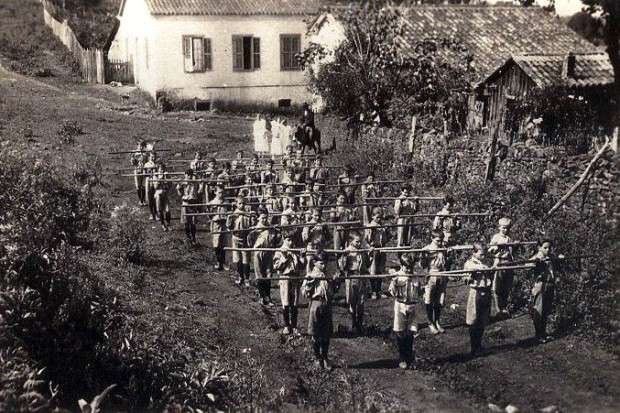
top-left (360, 173), bottom-right (379, 225)
top-left (432, 196), bottom-right (461, 241)
top-left (338, 166), bottom-right (357, 205)
top-left (260, 159), bottom-right (278, 186)
top-left (227, 197), bottom-right (253, 286)
top-left (273, 231), bottom-right (303, 335)
top-left (190, 151), bottom-right (205, 175)
top-left (529, 239), bottom-right (561, 343)
top-left (394, 185), bottom-right (418, 247)
top-left (176, 169), bottom-right (203, 245)
top-left (308, 156), bottom-right (329, 185)
top-left (302, 254), bottom-right (335, 370)
top-left (209, 186), bottom-right (228, 271)
top-left (365, 207), bottom-right (391, 299)
top-left (143, 152), bottom-right (159, 221)
top-left (339, 232), bottom-right (371, 335)
top-left (304, 227), bottom-right (326, 276)
top-left (330, 193), bottom-right (354, 250)
top-left (130, 140), bottom-right (147, 205)
top-left (249, 210), bottom-right (277, 306)
top-left (421, 230), bottom-right (447, 334)
top-left (260, 184), bottom-right (282, 225)
top-left (388, 253), bottom-right (422, 369)
top-left (488, 217), bottom-right (515, 317)
top-left (153, 163), bottom-right (171, 231)
top-left (463, 242), bottom-right (493, 356)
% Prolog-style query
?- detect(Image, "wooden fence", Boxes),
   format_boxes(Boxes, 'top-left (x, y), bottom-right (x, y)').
top-left (42, 1), bottom-right (105, 83)
top-left (106, 59), bottom-right (134, 85)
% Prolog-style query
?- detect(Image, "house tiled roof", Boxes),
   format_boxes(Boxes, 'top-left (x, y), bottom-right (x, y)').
top-left (396, 6), bottom-right (597, 82)
top-left (144, 0), bottom-right (321, 16)
top-left (510, 52), bottom-right (614, 88)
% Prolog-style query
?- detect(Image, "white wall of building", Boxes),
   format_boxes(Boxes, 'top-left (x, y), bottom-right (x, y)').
top-left (109, 0), bottom-right (314, 105)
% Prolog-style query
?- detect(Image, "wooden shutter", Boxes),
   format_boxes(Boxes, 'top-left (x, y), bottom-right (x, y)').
top-left (182, 35), bottom-right (193, 72)
top-left (192, 37), bottom-right (205, 72)
top-left (280, 35), bottom-right (288, 70)
top-left (232, 36), bottom-right (243, 71)
top-left (252, 37), bottom-right (260, 69)
top-left (204, 38), bottom-right (212, 71)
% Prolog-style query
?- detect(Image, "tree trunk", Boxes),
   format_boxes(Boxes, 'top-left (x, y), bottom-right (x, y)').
top-left (485, 122), bottom-right (500, 181)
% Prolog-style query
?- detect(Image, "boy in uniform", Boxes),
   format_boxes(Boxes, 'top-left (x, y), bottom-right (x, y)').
top-left (190, 151), bottom-right (205, 175)
top-left (260, 159), bottom-right (278, 186)
top-left (361, 173), bottom-right (379, 225)
top-left (143, 152), bottom-right (160, 221)
top-left (176, 169), bottom-right (203, 245)
top-left (433, 196), bottom-right (461, 240)
top-left (305, 227), bottom-right (327, 275)
top-left (249, 210), bottom-right (277, 306)
top-left (529, 239), bottom-right (561, 343)
top-left (421, 230), bottom-right (448, 334)
top-left (260, 184), bottom-right (282, 225)
top-left (463, 242), bottom-right (493, 356)
top-left (394, 185), bottom-right (418, 247)
top-left (273, 231), bottom-right (303, 335)
top-left (130, 140), bottom-right (147, 205)
top-left (338, 166), bottom-right (357, 205)
top-left (153, 163), bottom-right (171, 231)
top-left (388, 253), bottom-right (422, 369)
top-left (209, 186), bottom-right (228, 270)
top-left (302, 254), bottom-right (336, 370)
top-left (308, 156), bottom-right (329, 185)
top-left (365, 206), bottom-right (391, 299)
top-left (339, 232), bottom-right (371, 335)
top-left (227, 197), bottom-right (254, 286)
top-left (330, 193), bottom-right (355, 250)
top-left (488, 217), bottom-right (515, 317)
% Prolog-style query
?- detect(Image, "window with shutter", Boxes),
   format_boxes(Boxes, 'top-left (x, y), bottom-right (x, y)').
top-left (280, 34), bottom-right (301, 71)
top-left (232, 35), bottom-right (261, 71)
top-left (204, 38), bottom-right (212, 71)
top-left (182, 36), bottom-right (193, 72)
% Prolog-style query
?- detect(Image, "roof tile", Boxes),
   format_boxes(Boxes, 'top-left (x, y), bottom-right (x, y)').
top-left (145, 0), bottom-right (320, 16)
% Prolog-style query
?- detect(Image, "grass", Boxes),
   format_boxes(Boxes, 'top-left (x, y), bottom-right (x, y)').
top-left (0, 0), bottom-right (79, 77)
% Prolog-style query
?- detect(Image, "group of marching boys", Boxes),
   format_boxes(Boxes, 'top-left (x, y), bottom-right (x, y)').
top-left (129, 141), bottom-right (562, 370)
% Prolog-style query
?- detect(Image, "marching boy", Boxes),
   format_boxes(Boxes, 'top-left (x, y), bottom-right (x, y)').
top-left (249, 210), bottom-right (278, 306)
top-left (273, 230), bottom-right (303, 335)
top-left (529, 239), bottom-right (562, 343)
top-left (488, 217), bottom-right (515, 317)
top-left (394, 185), bottom-right (418, 247)
top-left (305, 227), bottom-right (327, 275)
top-left (339, 231), bottom-right (371, 335)
top-left (227, 197), bottom-right (254, 286)
top-left (365, 206), bottom-right (391, 299)
top-left (176, 169), bottom-right (203, 245)
top-left (421, 230), bottom-right (448, 334)
top-left (463, 242), bottom-right (493, 356)
top-left (153, 163), bottom-right (171, 231)
top-left (302, 254), bottom-right (336, 370)
top-left (130, 140), bottom-right (147, 205)
top-left (388, 253), bottom-right (422, 369)
top-left (209, 186), bottom-right (228, 271)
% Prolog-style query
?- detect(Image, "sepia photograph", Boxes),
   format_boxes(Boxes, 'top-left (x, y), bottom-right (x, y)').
top-left (0, 0), bottom-right (618, 412)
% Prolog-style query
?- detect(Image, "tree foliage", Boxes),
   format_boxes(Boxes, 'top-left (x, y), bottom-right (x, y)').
top-left (302, 1), bottom-right (474, 129)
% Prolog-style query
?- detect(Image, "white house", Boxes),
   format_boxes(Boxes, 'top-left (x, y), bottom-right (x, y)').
top-left (108, 0), bottom-right (320, 106)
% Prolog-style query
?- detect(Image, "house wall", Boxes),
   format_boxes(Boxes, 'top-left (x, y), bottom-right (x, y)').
top-left (484, 62), bottom-right (536, 126)
top-left (110, 1), bottom-right (315, 105)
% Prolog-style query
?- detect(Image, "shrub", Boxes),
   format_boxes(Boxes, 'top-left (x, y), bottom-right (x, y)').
top-left (107, 203), bottom-right (146, 265)
top-left (57, 119), bottom-right (83, 145)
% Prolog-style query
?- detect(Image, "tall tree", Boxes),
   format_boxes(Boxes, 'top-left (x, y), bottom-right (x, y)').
top-left (582, 0), bottom-right (620, 112)
top-left (302, 1), bottom-right (473, 129)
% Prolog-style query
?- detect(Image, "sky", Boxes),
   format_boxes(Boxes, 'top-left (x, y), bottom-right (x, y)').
top-left (487, 0), bottom-right (586, 16)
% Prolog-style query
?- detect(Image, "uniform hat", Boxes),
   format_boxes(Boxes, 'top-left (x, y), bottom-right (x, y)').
top-left (498, 218), bottom-right (512, 227)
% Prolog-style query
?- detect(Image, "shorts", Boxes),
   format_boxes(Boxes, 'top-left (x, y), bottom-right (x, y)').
top-left (232, 236), bottom-right (249, 264)
top-left (279, 279), bottom-right (300, 307)
top-left (393, 301), bottom-right (417, 332)
top-left (424, 276), bottom-right (448, 305)
top-left (466, 288), bottom-right (491, 327)
top-left (308, 300), bottom-right (332, 338)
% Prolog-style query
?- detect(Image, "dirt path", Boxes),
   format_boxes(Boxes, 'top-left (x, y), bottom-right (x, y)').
top-left (1, 64), bottom-right (619, 412)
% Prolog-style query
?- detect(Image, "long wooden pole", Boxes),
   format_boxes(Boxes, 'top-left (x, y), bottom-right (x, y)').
top-left (109, 149), bottom-right (172, 155)
top-left (211, 221), bottom-right (361, 234)
top-left (544, 139), bottom-right (611, 221)
top-left (399, 212), bottom-right (489, 218)
top-left (365, 196), bottom-right (444, 201)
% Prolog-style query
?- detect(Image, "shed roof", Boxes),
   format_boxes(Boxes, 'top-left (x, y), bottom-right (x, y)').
top-left (483, 52), bottom-right (614, 89)
top-left (396, 6), bottom-right (596, 81)
top-left (142, 0), bottom-right (321, 16)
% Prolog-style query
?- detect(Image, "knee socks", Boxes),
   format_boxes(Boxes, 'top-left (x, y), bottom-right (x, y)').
top-left (312, 337), bottom-right (321, 360)
top-left (290, 307), bottom-right (298, 329)
top-left (137, 188), bottom-right (145, 204)
top-left (395, 332), bottom-right (407, 361)
top-left (283, 306), bottom-right (291, 327)
top-left (320, 337), bottom-right (330, 360)
top-left (434, 304), bottom-right (442, 324)
top-left (426, 304), bottom-right (435, 324)
top-left (190, 224), bottom-right (196, 242)
top-left (165, 211), bottom-right (171, 226)
top-left (185, 223), bottom-right (192, 240)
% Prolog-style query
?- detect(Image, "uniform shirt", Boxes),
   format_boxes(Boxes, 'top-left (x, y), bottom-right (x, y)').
top-left (190, 159), bottom-right (205, 172)
top-left (302, 267), bottom-right (333, 302)
top-left (364, 220), bottom-right (389, 247)
top-left (261, 170), bottom-right (278, 184)
top-left (227, 208), bottom-right (253, 240)
top-left (280, 207), bottom-right (298, 226)
top-left (463, 256), bottom-right (492, 289)
top-left (261, 196), bottom-right (282, 215)
top-left (338, 245), bottom-right (369, 275)
top-left (394, 196), bottom-right (417, 217)
top-left (361, 183), bottom-right (379, 200)
top-left (130, 152), bottom-right (146, 169)
top-left (273, 246), bottom-right (302, 275)
top-left (301, 108), bottom-right (315, 128)
top-left (330, 206), bottom-right (354, 227)
top-left (433, 207), bottom-right (461, 233)
top-left (309, 167), bottom-right (329, 184)
top-left (177, 181), bottom-right (202, 201)
top-left (388, 271), bottom-right (421, 303)
top-left (530, 252), bottom-right (556, 285)
top-left (489, 233), bottom-right (514, 261)
top-left (338, 174), bottom-right (356, 197)
top-left (421, 243), bottom-right (447, 273)
top-left (152, 173), bottom-right (169, 191)
top-left (209, 197), bottom-right (227, 231)
top-left (250, 223), bottom-right (277, 249)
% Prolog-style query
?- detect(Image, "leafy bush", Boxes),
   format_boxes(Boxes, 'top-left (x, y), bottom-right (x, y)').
top-left (57, 119), bottom-right (83, 145)
top-left (107, 204), bottom-right (146, 265)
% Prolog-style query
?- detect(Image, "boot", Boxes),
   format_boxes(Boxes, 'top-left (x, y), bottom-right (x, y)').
top-left (395, 333), bottom-right (407, 368)
top-left (320, 338), bottom-right (331, 370)
top-left (282, 306), bottom-right (291, 334)
top-left (312, 337), bottom-right (322, 361)
top-left (165, 211), bottom-right (171, 226)
top-left (404, 333), bottom-right (414, 363)
top-left (434, 305), bottom-right (445, 333)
